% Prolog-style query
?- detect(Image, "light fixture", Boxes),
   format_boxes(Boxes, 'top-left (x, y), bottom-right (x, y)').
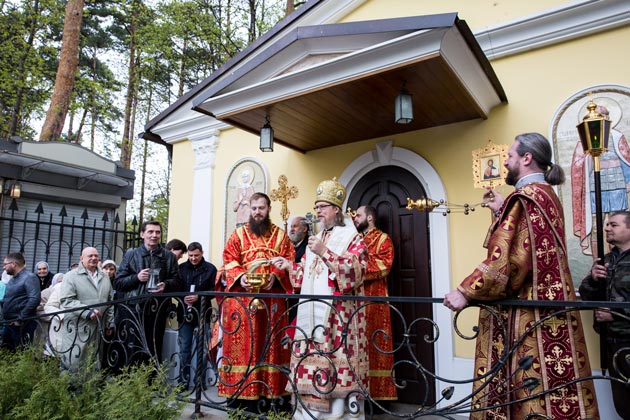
top-left (395, 81), bottom-right (413, 124)
top-left (260, 116), bottom-right (274, 152)
top-left (576, 98), bottom-right (611, 260)
top-left (10, 181), bottom-right (21, 199)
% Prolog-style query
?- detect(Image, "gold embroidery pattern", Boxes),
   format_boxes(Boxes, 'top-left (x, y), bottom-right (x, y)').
top-left (535, 238), bottom-right (557, 265)
top-left (544, 345), bottom-right (573, 375)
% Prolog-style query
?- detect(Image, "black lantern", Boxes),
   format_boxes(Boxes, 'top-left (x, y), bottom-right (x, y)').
top-left (576, 98), bottom-right (611, 260)
top-left (10, 181), bottom-right (21, 199)
top-left (395, 82), bottom-right (413, 124)
top-left (260, 116), bottom-right (274, 152)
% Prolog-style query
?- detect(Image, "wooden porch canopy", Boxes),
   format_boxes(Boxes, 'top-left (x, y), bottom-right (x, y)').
top-left (191, 13), bottom-right (507, 153)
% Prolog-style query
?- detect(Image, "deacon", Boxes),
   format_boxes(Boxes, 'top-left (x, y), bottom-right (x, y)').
top-left (444, 133), bottom-right (599, 419)
top-left (220, 192), bottom-right (294, 413)
top-left (354, 205), bottom-right (397, 404)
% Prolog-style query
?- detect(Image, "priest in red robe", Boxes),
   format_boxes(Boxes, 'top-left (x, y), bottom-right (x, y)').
top-left (444, 133), bottom-right (599, 420)
top-left (219, 192), bottom-right (295, 413)
top-left (354, 205), bottom-right (397, 404)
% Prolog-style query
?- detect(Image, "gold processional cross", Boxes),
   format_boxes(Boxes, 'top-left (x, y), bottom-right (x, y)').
top-left (270, 175), bottom-right (298, 231)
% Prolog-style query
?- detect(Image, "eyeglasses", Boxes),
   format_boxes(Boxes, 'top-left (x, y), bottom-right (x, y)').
top-left (313, 204), bottom-right (333, 211)
top-left (3, 261), bottom-right (14, 267)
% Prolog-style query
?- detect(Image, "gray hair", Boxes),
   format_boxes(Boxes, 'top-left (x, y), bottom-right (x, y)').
top-left (515, 132), bottom-right (565, 185)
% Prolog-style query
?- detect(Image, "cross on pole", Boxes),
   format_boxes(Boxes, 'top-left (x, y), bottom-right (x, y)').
top-left (270, 175), bottom-right (298, 231)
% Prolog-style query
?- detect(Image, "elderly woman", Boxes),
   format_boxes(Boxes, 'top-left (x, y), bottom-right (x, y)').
top-left (35, 261), bottom-right (55, 290)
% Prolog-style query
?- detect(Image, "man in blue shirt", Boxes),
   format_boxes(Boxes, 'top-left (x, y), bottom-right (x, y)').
top-left (2, 252), bottom-right (40, 351)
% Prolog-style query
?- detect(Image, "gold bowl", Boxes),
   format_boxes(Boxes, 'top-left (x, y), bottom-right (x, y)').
top-left (248, 272), bottom-right (270, 309)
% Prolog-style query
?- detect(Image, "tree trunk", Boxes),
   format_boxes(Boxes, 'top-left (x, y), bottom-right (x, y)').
top-left (75, 107), bottom-right (88, 144)
top-left (285, 0), bottom-right (294, 16)
top-left (178, 37), bottom-right (187, 97)
top-left (248, 0), bottom-right (256, 43)
top-left (67, 107), bottom-right (75, 140)
top-left (120, 2), bottom-right (139, 168)
top-left (40, 0), bottom-right (85, 141)
top-left (139, 86), bottom-right (153, 224)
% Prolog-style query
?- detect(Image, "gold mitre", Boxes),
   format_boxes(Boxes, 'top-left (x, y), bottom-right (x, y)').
top-left (315, 177), bottom-right (346, 208)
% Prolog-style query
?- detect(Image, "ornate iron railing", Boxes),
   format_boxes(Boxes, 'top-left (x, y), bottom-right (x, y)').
top-left (2, 292), bottom-right (627, 419)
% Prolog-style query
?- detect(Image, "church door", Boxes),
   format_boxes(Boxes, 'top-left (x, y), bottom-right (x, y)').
top-left (347, 165), bottom-right (435, 405)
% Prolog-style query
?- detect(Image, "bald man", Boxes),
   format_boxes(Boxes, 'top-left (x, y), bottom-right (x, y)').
top-left (60, 247), bottom-right (114, 370)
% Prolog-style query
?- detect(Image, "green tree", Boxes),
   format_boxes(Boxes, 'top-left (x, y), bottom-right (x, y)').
top-left (40, 0), bottom-right (85, 141)
top-left (0, 0), bottom-right (63, 138)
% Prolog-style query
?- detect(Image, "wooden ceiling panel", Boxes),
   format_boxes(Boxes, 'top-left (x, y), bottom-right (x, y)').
top-left (222, 56), bottom-right (486, 152)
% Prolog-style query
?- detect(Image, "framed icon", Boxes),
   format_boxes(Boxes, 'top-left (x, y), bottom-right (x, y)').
top-left (472, 139), bottom-right (509, 188)
top-left (224, 158), bottom-right (268, 243)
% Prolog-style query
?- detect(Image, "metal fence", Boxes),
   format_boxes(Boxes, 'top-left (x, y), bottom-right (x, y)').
top-left (0, 198), bottom-right (141, 273)
top-left (2, 293), bottom-right (627, 419)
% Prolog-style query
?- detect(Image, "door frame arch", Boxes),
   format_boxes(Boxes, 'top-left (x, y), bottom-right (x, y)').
top-left (339, 140), bottom-right (471, 407)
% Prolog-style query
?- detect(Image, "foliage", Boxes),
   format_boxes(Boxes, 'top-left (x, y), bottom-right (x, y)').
top-left (0, 0), bottom-right (297, 232)
top-left (0, 346), bottom-right (183, 420)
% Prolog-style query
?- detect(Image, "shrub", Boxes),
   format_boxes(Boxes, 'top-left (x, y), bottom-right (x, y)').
top-left (0, 347), bottom-right (183, 420)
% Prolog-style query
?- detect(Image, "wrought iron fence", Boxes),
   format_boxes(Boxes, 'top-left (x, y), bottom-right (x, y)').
top-left (0, 198), bottom-right (141, 273)
top-left (1, 293), bottom-right (627, 419)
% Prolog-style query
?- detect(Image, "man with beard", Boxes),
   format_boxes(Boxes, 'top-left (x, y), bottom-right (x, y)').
top-left (220, 192), bottom-right (294, 413)
top-left (287, 216), bottom-right (310, 322)
top-left (289, 216), bottom-right (309, 262)
top-left (353, 205), bottom-right (397, 407)
top-left (444, 133), bottom-right (599, 419)
top-left (272, 178), bottom-right (369, 420)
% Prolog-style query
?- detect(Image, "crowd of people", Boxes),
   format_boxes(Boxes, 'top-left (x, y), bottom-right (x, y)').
top-left (0, 132), bottom-right (628, 419)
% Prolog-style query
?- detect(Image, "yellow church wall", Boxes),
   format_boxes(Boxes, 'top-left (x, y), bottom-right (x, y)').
top-left (166, 1), bottom-right (629, 366)
top-left (393, 26), bottom-right (629, 359)
top-left (343, 0), bottom-right (573, 30)
top-left (167, 140), bottom-right (195, 245)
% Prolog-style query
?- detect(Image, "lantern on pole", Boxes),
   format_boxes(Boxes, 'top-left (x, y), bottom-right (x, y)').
top-left (576, 98), bottom-right (612, 260)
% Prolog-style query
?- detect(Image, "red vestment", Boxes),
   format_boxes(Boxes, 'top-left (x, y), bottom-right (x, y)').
top-left (362, 227), bottom-right (397, 401)
top-left (288, 225), bottom-right (369, 416)
top-left (459, 182), bottom-right (599, 419)
top-left (218, 223), bottom-right (295, 400)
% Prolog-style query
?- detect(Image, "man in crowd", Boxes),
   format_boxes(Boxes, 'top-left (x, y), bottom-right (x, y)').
top-left (288, 215), bottom-right (310, 321)
top-left (60, 247), bottom-right (114, 370)
top-left (272, 178), bottom-right (369, 420)
top-left (114, 220), bottom-right (180, 366)
top-left (220, 192), bottom-right (294, 413)
top-left (166, 239), bottom-right (187, 262)
top-left (1, 252), bottom-right (40, 350)
top-left (579, 210), bottom-right (630, 420)
top-left (353, 205), bottom-right (397, 406)
top-left (177, 242), bottom-right (216, 390)
top-left (289, 216), bottom-right (309, 261)
top-left (444, 133), bottom-right (598, 419)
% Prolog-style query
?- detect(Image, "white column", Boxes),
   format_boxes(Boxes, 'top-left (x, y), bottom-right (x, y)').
top-left (189, 130), bottom-right (220, 256)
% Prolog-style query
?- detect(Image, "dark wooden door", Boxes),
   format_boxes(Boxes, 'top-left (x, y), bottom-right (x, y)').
top-left (348, 165), bottom-right (435, 405)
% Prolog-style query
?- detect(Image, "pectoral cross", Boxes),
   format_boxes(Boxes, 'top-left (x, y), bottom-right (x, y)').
top-left (270, 175), bottom-right (299, 231)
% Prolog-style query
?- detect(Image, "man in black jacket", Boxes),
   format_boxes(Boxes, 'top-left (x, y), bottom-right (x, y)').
top-left (177, 242), bottom-right (216, 389)
top-left (114, 220), bottom-right (180, 367)
top-left (2, 252), bottom-right (40, 350)
top-left (579, 210), bottom-right (630, 420)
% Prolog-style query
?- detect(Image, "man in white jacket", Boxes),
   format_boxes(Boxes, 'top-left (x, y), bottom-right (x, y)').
top-left (60, 247), bottom-right (114, 370)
